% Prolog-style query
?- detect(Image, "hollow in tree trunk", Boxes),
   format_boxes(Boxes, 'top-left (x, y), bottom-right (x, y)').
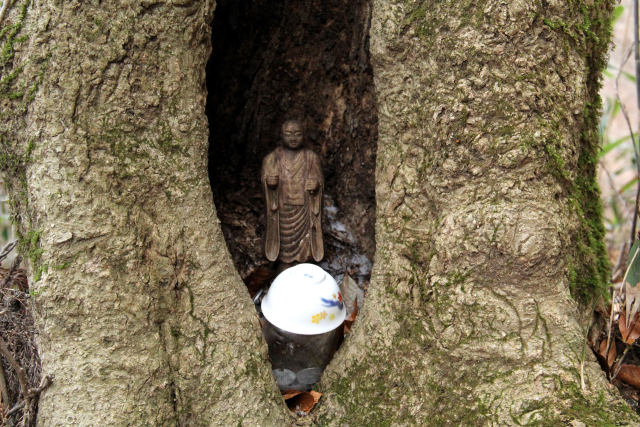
top-left (0, 0), bottom-right (636, 424)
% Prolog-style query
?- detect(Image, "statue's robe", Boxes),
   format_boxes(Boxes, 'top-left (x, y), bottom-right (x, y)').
top-left (261, 147), bottom-right (323, 263)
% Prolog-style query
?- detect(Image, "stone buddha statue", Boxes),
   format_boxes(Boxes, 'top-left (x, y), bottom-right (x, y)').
top-left (261, 119), bottom-right (324, 264)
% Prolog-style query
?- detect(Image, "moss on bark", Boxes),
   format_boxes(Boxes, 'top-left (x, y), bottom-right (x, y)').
top-left (316, 0), bottom-right (637, 424)
top-left (1, 0), bottom-right (635, 424)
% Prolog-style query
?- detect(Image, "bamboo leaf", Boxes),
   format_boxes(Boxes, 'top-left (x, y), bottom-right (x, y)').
top-left (626, 241), bottom-right (640, 285)
top-left (619, 176), bottom-right (638, 194)
top-left (612, 5), bottom-right (625, 25)
top-left (599, 134), bottom-right (632, 158)
top-left (612, 98), bottom-right (622, 117)
top-left (624, 241), bottom-right (640, 327)
top-left (607, 64), bottom-right (637, 83)
top-left (622, 70), bottom-right (637, 83)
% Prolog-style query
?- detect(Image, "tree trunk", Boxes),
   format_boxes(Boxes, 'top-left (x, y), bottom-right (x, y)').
top-left (316, 0), bottom-right (636, 424)
top-left (1, 1), bottom-right (287, 425)
top-left (0, 0), bottom-right (636, 425)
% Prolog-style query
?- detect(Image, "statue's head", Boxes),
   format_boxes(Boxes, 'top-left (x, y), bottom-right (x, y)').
top-left (281, 119), bottom-right (304, 150)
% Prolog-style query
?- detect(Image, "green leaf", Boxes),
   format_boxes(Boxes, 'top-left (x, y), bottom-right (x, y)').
top-left (628, 241), bottom-right (640, 288)
top-left (613, 165), bottom-right (627, 174)
top-left (625, 241), bottom-right (640, 326)
top-left (598, 133), bottom-right (633, 158)
top-left (619, 176), bottom-right (638, 194)
top-left (612, 5), bottom-right (625, 25)
top-left (610, 196), bottom-right (623, 226)
top-left (612, 98), bottom-right (621, 117)
top-left (623, 70), bottom-right (637, 83)
top-left (607, 64), bottom-right (637, 83)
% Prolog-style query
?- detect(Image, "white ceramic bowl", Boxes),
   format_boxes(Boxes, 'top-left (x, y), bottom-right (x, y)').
top-left (261, 264), bottom-right (346, 335)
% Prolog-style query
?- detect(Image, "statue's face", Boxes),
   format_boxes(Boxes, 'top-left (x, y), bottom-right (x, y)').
top-left (282, 121), bottom-right (303, 150)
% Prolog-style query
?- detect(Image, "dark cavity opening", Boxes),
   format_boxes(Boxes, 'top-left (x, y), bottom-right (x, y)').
top-left (207, 0), bottom-right (377, 304)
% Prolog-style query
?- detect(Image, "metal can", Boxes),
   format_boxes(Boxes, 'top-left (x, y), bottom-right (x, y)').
top-left (261, 264), bottom-right (345, 390)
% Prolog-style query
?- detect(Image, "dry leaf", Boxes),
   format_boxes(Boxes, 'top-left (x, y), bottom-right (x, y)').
top-left (625, 282), bottom-right (640, 330)
top-left (618, 309), bottom-right (640, 345)
top-left (609, 247), bottom-right (621, 266)
top-left (344, 298), bottom-right (358, 335)
top-left (282, 390), bottom-right (302, 400)
top-left (598, 338), bottom-right (617, 368)
top-left (245, 265), bottom-right (276, 298)
top-left (284, 390), bottom-right (322, 414)
top-left (340, 274), bottom-right (359, 316)
top-left (617, 364), bottom-right (640, 389)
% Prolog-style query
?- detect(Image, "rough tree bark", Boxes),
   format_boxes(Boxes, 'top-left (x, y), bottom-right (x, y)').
top-left (0, 0), bottom-right (636, 425)
top-left (317, 0), bottom-right (637, 424)
top-left (1, 1), bottom-right (286, 424)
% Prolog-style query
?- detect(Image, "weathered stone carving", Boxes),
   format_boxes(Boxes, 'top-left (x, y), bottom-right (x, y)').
top-left (261, 119), bottom-right (324, 263)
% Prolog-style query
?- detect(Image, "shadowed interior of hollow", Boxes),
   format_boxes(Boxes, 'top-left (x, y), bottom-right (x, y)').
top-left (206, 0), bottom-right (377, 299)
